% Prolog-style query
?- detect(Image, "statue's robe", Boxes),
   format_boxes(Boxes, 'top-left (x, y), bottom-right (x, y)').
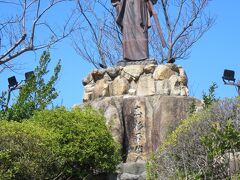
top-left (112, 0), bottom-right (156, 61)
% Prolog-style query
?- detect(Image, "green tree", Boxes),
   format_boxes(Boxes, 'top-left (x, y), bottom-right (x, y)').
top-left (0, 49), bottom-right (61, 121)
top-left (202, 82), bottom-right (218, 109)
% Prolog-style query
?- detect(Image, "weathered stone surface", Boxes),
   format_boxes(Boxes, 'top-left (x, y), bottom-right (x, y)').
top-left (223, 152), bottom-right (240, 175)
top-left (151, 96), bottom-right (197, 150)
top-left (104, 105), bottom-right (123, 144)
top-left (103, 73), bottom-right (112, 82)
top-left (128, 89), bottom-right (136, 96)
top-left (117, 58), bottom-right (157, 67)
top-left (83, 92), bottom-right (93, 102)
top-left (93, 79), bottom-right (109, 98)
top-left (155, 80), bottom-right (170, 95)
top-left (84, 84), bottom-right (94, 93)
top-left (153, 65), bottom-right (176, 80)
top-left (111, 77), bottom-right (129, 96)
top-left (119, 173), bottom-right (139, 180)
top-left (123, 97), bottom-right (148, 162)
top-left (82, 73), bottom-right (93, 85)
top-left (179, 75), bottom-right (188, 86)
top-left (82, 64), bottom-right (189, 102)
top-left (169, 75), bottom-right (181, 96)
top-left (130, 80), bottom-right (137, 90)
top-left (139, 172), bottom-right (146, 180)
top-left (179, 66), bottom-right (188, 86)
top-left (143, 64), bottom-right (156, 74)
top-left (106, 67), bottom-right (121, 79)
top-left (122, 65), bottom-right (144, 81)
top-left (119, 161), bottom-right (146, 174)
top-left (136, 75), bottom-right (155, 96)
top-left (165, 63), bottom-right (180, 74)
top-left (89, 97), bottom-right (124, 146)
top-left (181, 87), bottom-right (189, 96)
top-left (92, 69), bottom-right (106, 82)
top-left (87, 95), bottom-right (200, 162)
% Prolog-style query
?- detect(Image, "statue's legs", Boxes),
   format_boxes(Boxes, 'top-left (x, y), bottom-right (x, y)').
top-left (122, 0), bottom-right (149, 61)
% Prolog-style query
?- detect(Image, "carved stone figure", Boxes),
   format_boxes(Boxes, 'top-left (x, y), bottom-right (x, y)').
top-left (112, 0), bottom-right (158, 61)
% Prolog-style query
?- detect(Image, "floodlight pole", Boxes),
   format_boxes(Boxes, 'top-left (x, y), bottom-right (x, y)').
top-left (4, 81), bottom-right (24, 111)
top-left (223, 80), bottom-right (240, 96)
top-left (4, 85), bottom-right (17, 111)
top-left (238, 81), bottom-right (240, 96)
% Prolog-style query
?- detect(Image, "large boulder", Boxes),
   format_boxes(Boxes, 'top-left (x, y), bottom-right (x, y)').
top-left (110, 77), bottom-right (130, 96)
top-left (153, 65), bottom-right (176, 80)
top-left (90, 97), bottom-right (124, 145)
top-left (122, 65), bottom-right (144, 81)
top-left (93, 79), bottom-right (109, 98)
top-left (136, 75), bottom-right (155, 96)
top-left (86, 95), bottom-right (201, 162)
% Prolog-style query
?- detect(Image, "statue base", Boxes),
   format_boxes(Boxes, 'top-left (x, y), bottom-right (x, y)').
top-left (116, 58), bottom-right (157, 67)
top-left (82, 63), bottom-right (189, 102)
top-left (80, 63), bottom-right (200, 164)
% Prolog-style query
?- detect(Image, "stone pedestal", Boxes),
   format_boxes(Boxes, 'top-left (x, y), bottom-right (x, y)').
top-left (82, 63), bottom-right (189, 102)
top-left (116, 58), bottom-right (157, 67)
top-left (81, 63), bottom-right (201, 179)
top-left (81, 64), bottom-right (201, 160)
top-left (88, 95), bottom-right (200, 163)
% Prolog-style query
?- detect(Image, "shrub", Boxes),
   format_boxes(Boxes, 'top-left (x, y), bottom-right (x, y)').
top-left (147, 98), bottom-right (240, 179)
top-left (0, 107), bottom-right (121, 179)
top-left (0, 120), bottom-right (60, 179)
top-left (31, 107), bottom-right (121, 179)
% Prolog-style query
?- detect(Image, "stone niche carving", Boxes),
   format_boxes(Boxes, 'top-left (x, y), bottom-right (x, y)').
top-left (82, 63), bottom-right (189, 102)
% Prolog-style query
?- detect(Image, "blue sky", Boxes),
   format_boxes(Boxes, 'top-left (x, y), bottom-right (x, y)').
top-left (0, 1), bottom-right (240, 108)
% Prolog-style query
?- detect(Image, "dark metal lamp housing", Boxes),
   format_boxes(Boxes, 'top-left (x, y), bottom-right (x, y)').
top-left (222, 69), bottom-right (235, 82)
top-left (8, 76), bottom-right (18, 88)
top-left (222, 69), bottom-right (240, 96)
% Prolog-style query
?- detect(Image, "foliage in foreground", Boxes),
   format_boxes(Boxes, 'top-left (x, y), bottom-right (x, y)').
top-left (147, 98), bottom-right (240, 179)
top-left (0, 107), bottom-right (120, 179)
top-left (0, 120), bottom-right (59, 180)
top-left (0, 49), bottom-right (61, 121)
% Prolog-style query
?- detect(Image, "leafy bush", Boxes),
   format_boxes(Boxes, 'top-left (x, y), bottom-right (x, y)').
top-left (147, 98), bottom-right (240, 179)
top-left (0, 120), bottom-right (60, 179)
top-left (32, 107), bottom-right (121, 178)
top-left (0, 107), bottom-right (120, 179)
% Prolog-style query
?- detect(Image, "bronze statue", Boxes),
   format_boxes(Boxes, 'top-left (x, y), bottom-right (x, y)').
top-left (112, 0), bottom-right (165, 62)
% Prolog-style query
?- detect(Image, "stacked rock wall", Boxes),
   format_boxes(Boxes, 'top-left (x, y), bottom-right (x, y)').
top-left (83, 63), bottom-right (189, 102)
top-left (81, 63), bottom-right (201, 162)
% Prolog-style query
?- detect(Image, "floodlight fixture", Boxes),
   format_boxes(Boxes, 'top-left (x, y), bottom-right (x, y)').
top-left (25, 71), bottom-right (34, 81)
top-left (8, 76), bottom-right (18, 88)
top-left (222, 69), bottom-right (235, 82)
top-left (222, 69), bottom-right (240, 96)
top-left (4, 71), bottom-right (34, 111)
